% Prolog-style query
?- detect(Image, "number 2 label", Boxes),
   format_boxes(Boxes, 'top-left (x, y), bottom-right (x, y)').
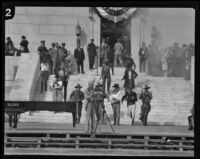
top-left (6, 8), bottom-right (12, 17)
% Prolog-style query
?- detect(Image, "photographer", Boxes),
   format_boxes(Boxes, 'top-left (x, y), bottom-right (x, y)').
top-left (139, 84), bottom-right (152, 126)
top-left (94, 83), bottom-right (109, 124)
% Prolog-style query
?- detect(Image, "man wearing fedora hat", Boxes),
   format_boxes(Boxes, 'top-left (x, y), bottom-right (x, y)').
top-left (139, 84), bottom-right (152, 126)
top-left (110, 83), bottom-right (122, 125)
top-left (100, 59), bottom-right (112, 93)
top-left (87, 38), bottom-right (97, 70)
top-left (70, 84), bottom-right (85, 124)
top-left (139, 41), bottom-right (148, 73)
top-left (49, 42), bottom-right (59, 75)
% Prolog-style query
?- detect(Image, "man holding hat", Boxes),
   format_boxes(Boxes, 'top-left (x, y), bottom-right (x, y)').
top-left (110, 83), bottom-right (122, 125)
top-left (139, 41), bottom-right (148, 73)
top-left (87, 38), bottom-right (97, 70)
top-left (70, 84), bottom-right (85, 124)
top-left (139, 84), bottom-right (152, 126)
top-left (84, 81), bottom-right (96, 132)
top-left (38, 40), bottom-right (48, 64)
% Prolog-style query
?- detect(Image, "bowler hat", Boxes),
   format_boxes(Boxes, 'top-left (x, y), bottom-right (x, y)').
top-left (112, 83), bottom-right (120, 89)
top-left (75, 84), bottom-right (82, 89)
top-left (142, 84), bottom-right (150, 89)
top-left (41, 40), bottom-right (45, 43)
top-left (62, 42), bottom-right (65, 45)
top-left (7, 37), bottom-right (11, 40)
top-left (22, 35), bottom-right (26, 39)
top-left (91, 38), bottom-right (94, 41)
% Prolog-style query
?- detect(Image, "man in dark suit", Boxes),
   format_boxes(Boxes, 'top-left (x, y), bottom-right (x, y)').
top-left (122, 66), bottom-right (138, 93)
top-left (38, 40), bottom-right (48, 64)
top-left (20, 35), bottom-right (29, 53)
top-left (87, 39), bottom-right (97, 70)
top-left (139, 41), bottom-right (148, 72)
top-left (74, 44), bottom-right (85, 74)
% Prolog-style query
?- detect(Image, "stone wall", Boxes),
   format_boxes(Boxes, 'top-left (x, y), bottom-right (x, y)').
top-left (5, 7), bottom-right (101, 72)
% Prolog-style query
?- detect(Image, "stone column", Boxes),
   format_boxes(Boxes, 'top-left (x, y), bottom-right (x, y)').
top-left (131, 18), bottom-right (141, 73)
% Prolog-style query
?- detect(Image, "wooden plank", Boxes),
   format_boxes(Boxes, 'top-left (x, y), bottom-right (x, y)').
top-left (144, 136), bottom-right (149, 150)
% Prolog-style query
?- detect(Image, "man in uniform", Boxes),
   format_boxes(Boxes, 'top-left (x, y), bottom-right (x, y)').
top-left (74, 43), bottom-right (85, 74)
top-left (61, 42), bottom-right (68, 58)
top-left (70, 84), bottom-right (85, 124)
top-left (122, 88), bottom-right (138, 125)
top-left (84, 81), bottom-right (96, 133)
top-left (38, 40), bottom-right (48, 64)
top-left (49, 43), bottom-right (59, 75)
top-left (100, 59), bottom-right (112, 93)
top-left (110, 84), bottom-right (122, 125)
top-left (139, 41), bottom-right (148, 73)
top-left (139, 84), bottom-right (152, 126)
top-left (20, 35), bottom-right (29, 53)
top-left (87, 39), bottom-right (97, 70)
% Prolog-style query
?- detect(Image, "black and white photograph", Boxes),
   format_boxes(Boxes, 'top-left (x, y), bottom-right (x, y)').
top-left (3, 2), bottom-right (198, 157)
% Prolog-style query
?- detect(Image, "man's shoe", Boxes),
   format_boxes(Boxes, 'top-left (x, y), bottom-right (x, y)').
top-left (188, 127), bottom-right (193, 130)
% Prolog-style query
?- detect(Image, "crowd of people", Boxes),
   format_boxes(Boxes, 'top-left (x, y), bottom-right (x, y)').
top-left (5, 35), bottom-right (194, 132)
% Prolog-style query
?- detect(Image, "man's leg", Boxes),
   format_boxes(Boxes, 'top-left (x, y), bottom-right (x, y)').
top-left (77, 62), bottom-right (80, 74)
top-left (112, 104), bottom-right (116, 125)
top-left (143, 108), bottom-right (149, 126)
top-left (81, 61), bottom-right (84, 74)
top-left (88, 54), bottom-right (92, 69)
top-left (85, 103), bottom-right (91, 132)
top-left (78, 103), bottom-right (82, 123)
top-left (102, 77), bottom-right (106, 93)
top-left (143, 60), bottom-right (146, 72)
top-left (114, 55), bottom-right (117, 67)
top-left (116, 103), bottom-right (120, 125)
top-left (107, 76), bottom-right (111, 92)
top-left (188, 115), bottom-right (193, 130)
top-left (40, 72), bottom-right (44, 93)
top-left (91, 103), bottom-right (96, 132)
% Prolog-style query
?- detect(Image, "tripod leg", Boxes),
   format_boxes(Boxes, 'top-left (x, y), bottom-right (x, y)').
top-left (104, 111), bottom-right (114, 134)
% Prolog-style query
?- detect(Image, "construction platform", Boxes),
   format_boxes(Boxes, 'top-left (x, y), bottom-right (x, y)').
top-left (4, 122), bottom-right (194, 156)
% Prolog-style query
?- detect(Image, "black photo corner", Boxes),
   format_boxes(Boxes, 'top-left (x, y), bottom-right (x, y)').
top-left (1, 0), bottom-right (200, 158)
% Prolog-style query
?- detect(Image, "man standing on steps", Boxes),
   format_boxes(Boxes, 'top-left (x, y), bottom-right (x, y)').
top-left (40, 59), bottom-right (50, 93)
top-left (114, 38), bottom-right (123, 67)
top-left (38, 40), bottom-right (48, 64)
top-left (49, 43), bottom-right (58, 75)
top-left (74, 43), bottom-right (85, 74)
top-left (122, 88), bottom-right (138, 126)
top-left (84, 81), bottom-right (96, 133)
top-left (139, 41), bottom-right (148, 73)
top-left (139, 84), bottom-right (152, 126)
top-left (52, 75), bottom-right (63, 101)
top-left (20, 35), bottom-right (29, 53)
top-left (87, 39), bottom-right (97, 70)
top-left (110, 84), bottom-right (122, 125)
top-left (70, 84), bottom-right (85, 124)
top-left (122, 65), bottom-right (138, 93)
top-left (100, 59), bottom-right (112, 93)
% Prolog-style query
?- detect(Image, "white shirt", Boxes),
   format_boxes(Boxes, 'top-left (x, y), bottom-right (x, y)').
top-left (114, 42), bottom-right (123, 55)
top-left (128, 70), bottom-right (132, 80)
top-left (41, 63), bottom-right (49, 72)
top-left (110, 90), bottom-right (121, 103)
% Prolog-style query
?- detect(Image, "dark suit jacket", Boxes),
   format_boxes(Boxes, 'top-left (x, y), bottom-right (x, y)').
top-left (74, 48), bottom-right (85, 62)
top-left (122, 69), bottom-right (138, 88)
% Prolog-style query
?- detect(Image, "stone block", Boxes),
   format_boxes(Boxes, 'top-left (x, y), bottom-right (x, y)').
top-left (53, 7), bottom-right (73, 15)
top-left (8, 24), bottom-right (39, 34)
top-left (8, 15), bottom-right (46, 24)
top-left (72, 7), bottom-right (89, 17)
top-left (46, 16), bottom-right (76, 25)
top-left (15, 7), bottom-right (55, 15)
top-left (39, 24), bottom-right (65, 35)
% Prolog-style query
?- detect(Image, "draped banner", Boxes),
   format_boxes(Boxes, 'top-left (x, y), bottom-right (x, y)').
top-left (95, 7), bottom-right (137, 23)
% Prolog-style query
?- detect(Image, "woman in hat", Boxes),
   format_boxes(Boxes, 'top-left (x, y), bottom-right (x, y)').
top-left (139, 84), bottom-right (152, 126)
top-left (52, 74), bottom-right (63, 101)
top-left (110, 83), bottom-right (122, 125)
top-left (70, 84), bottom-right (85, 124)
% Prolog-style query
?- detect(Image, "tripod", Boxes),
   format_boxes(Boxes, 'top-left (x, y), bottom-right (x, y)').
top-left (94, 102), bottom-right (114, 134)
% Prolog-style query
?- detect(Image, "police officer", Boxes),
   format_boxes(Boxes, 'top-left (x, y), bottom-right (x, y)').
top-left (74, 43), bottom-right (85, 74)
top-left (70, 84), bottom-right (85, 124)
top-left (84, 81), bottom-right (96, 133)
top-left (38, 40), bottom-right (48, 64)
top-left (139, 84), bottom-right (152, 126)
top-left (122, 88), bottom-right (138, 125)
top-left (87, 39), bottom-right (97, 70)
top-left (61, 42), bottom-right (68, 58)
top-left (49, 43), bottom-right (59, 75)
top-left (110, 84), bottom-right (122, 125)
